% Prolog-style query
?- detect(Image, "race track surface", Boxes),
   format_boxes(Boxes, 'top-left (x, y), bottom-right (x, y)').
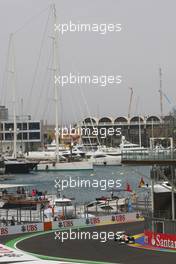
top-left (16, 222), bottom-right (176, 264)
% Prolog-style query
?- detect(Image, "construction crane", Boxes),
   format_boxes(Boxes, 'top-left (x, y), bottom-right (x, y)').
top-left (160, 90), bottom-right (176, 112)
top-left (128, 87), bottom-right (133, 119)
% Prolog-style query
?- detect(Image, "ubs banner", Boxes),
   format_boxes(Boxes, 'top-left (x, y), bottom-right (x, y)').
top-left (144, 230), bottom-right (176, 250)
top-left (0, 223), bottom-right (43, 236)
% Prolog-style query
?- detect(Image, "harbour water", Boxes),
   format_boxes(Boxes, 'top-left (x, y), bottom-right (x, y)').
top-left (4, 165), bottom-right (151, 203)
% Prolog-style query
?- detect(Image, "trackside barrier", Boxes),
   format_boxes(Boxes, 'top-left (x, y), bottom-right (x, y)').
top-left (0, 212), bottom-right (143, 236)
top-left (43, 221), bottom-right (52, 231)
top-left (0, 223), bottom-right (43, 236)
top-left (52, 212), bottom-right (144, 230)
top-left (144, 230), bottom-right (176, 250)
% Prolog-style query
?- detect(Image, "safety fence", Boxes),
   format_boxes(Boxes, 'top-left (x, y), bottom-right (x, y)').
top-left (0, 199), bottom-right (147, 226)
top-left (144, 216), bottom-right (176, 234)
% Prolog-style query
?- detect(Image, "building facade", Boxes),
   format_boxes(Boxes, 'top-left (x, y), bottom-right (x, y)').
top-left (80, 115), bottom-right (176, 147)
top-left (0, 119), bottom-right (42, 154)
top-left (0, 106), bottom-right (8, 121)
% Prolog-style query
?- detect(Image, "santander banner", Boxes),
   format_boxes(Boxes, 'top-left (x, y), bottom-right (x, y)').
top-left (144, 230), bottom-right (176, 250)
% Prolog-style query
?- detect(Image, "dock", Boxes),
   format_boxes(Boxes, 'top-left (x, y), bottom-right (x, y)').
top-left (122, 150), bottom-right (176, 165)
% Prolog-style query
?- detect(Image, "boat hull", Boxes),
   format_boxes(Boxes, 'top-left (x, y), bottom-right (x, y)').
top-left (35, 161), bottom-right (93, 171)
top-left (0, 167), bottom-right (5, 175)
top-left (4, 161), bottom-right (38, 174)
top-left (91, 157), bottom-right (121, 166)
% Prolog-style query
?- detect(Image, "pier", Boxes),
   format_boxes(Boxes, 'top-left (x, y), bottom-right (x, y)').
top-left (122, 149), bottom-right (176, 165)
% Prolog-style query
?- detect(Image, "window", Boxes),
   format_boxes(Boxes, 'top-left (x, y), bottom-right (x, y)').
top-left (17, 133), bottom-right (22, 140)
top-left (22, 133), bottom-right (28, 140)
top-left (0, 133), bottom-right (3, 140)
top-left (29, 122), bottom-right (40, 130)
top-left (22, 123), bottom-right (27, 130)
top-left (5, 123), bottom-right (14, 131)
top-left (17, 123), bottom-right (22, 130)
top-left (55, 201), bottom-right (72, 206)
top-left (94, 154), bottom-right (106, 158)
top-left (100, 205), bottom-right (113, 210)
top-left (5, 133), bottom-right (13, 140)
top-left (29, 132), bottom-right (40, 140)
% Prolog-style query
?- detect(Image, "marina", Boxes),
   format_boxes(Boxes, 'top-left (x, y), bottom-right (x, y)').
top-left (0, 0), bottom-right (176, 263)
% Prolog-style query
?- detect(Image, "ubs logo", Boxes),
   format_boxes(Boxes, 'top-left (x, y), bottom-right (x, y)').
top-left (86, 217), bottom-right (100, 225)
top-left (21, 224), bottom-right (37, 232)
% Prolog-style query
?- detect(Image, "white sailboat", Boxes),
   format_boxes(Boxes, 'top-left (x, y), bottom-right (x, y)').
top-left (36, 5), bottom-right (93, 171)
top-left (25, 141), bottom-right (86, 160)
top-left (4, 34), bottom-right (38, 174)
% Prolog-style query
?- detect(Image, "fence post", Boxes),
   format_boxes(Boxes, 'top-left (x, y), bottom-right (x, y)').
top-left (19, 208), bottom-right (21, 224)
top-left (74, 204), bottom-right (77, 218)
top-left (6, 209), bottom-right (8, 224)
top-left (17, 209), bottom-right (19, 223)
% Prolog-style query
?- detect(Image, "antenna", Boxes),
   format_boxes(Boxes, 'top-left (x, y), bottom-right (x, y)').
top-left (159, 68), bottom-right (163, 119)
top-left (128, 87), bottom-right (133, 119)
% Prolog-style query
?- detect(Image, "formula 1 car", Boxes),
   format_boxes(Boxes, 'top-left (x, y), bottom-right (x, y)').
top-left (114, 232), bottom-right (135, 244)
top-left (114, 231), bottom-right (126, 241)
top-left (118, 234), bottom-right (135, 244)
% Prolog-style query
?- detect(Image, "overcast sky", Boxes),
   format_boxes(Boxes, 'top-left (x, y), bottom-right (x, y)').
top-left (0, 0), bottom-right (176, 124)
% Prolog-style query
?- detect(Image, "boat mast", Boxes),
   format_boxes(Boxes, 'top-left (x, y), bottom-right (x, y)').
top-left (52, 4), bottom-right (59, 162)
top-left (8, 33), bottom-right (17, 159)
top-left (21, 98), bottom-right (24, 153)
top-left (138, 116), bottom-right (142, 147)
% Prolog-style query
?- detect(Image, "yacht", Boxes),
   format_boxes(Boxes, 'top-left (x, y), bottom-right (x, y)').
top-left (86, 197), bottom-right (128, 213)
top-left (96, 145), bottom-right (121, 156)
top-left (120, 136), bottom-right (149, 154)
top-left (35, 159), bottom-right (93, 171)
top-left (26, 148), bottom-right (93, 171)
top-left (85, 136), bottom-right (147, 165)
top-left (25, 141), bottom-right (86, 161)
top-left (3, 35), bottom-right (38, 174)
top-left (86, 151), bottom-right (121, 166)
top-left (4, 158), bottom-right (38, 174)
